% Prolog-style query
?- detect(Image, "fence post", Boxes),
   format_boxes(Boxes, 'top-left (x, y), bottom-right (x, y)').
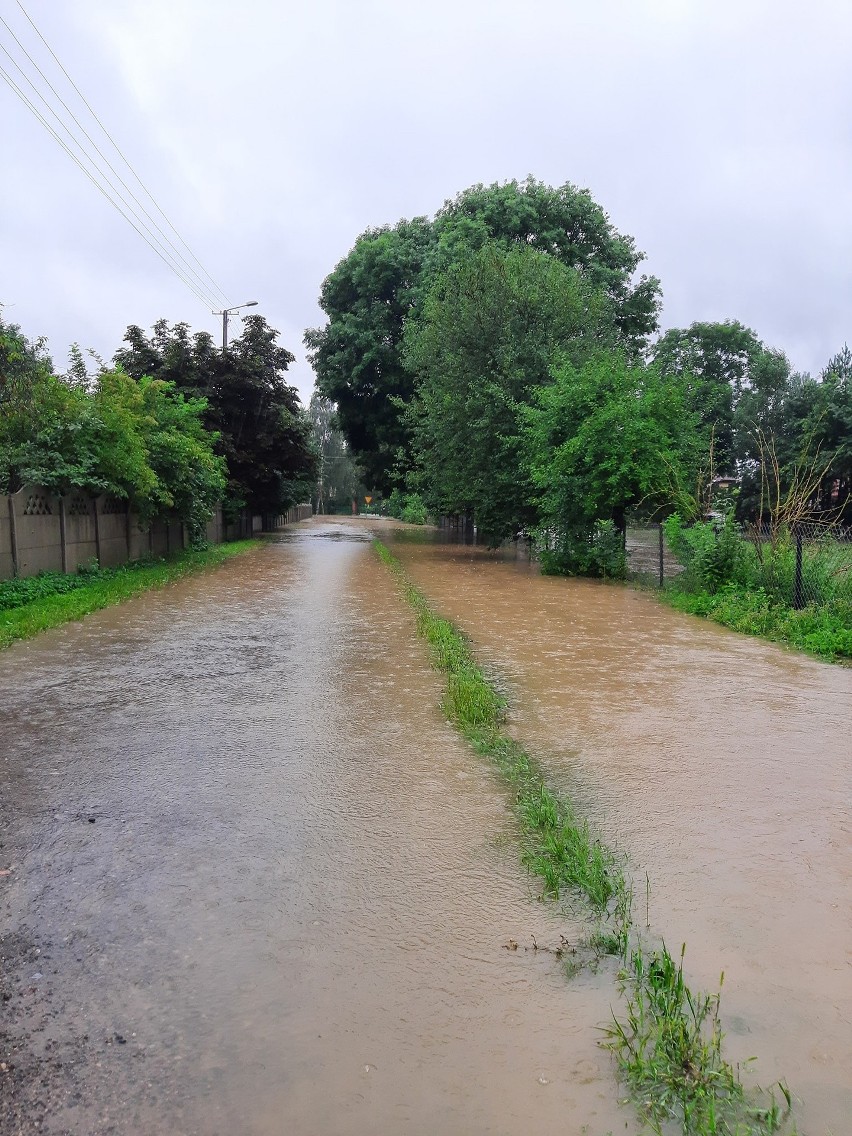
top-left (7, 495), bottom-right (19, 578)
top-left (658, 523), bottom-right (665, 588)
top-left (59, 495), bottom-right (68, 573)
top-left (93, 498), bottom-right (102, 565)
top-left (793, 526), bottom-right (804, 609)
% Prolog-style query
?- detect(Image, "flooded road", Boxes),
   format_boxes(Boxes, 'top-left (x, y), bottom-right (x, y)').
top-left (387, 523), bottom-right (852, 1136)
top-left (1, 519), bottom-right (627, 1135)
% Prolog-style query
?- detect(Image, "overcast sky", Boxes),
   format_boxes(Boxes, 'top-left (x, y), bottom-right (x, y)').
top-left (2, 0), bottom-right (850, 404)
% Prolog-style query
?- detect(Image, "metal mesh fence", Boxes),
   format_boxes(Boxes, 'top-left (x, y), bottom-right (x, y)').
top-left (743, 521), bottom-right (852, 609)
top-left (626, 520), bottom-right (852, 610)
top-left (625, 524), bottom-right (683, 585)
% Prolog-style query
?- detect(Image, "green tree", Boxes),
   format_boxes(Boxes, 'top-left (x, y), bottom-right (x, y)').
top-left (133, 375), bottom-right (226, 542)
top-left (1, 315), bottom-right (118, 496)
top-left (306, 178), bottom-right (661, 491)
top-left (404, 243), bottom-right (610, 544)
top-left (768, 348), bottom-right (852, 519)
top-left (523, 352), bottom-right (697, 573)
top-left (304, 217), bottom-right (435, 493)
top-left (434, 177), bottom-right (660, 350)
top-left (1, 316), bottom-right (225, 542)
top-left (115, 316), bottom-right (315, 517)
top-left (652, 320), bottom-right (774, 473)
top-left (814, 347), bottom-right (852, 515)
top-left (307, 391), bottom-right (364, 513)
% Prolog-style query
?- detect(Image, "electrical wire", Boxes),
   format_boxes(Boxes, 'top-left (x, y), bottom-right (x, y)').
top-left (15, 0), bottom-right (230, 308)
top-left (0, 59), bottom-right (217, 310)
top-left (0, 37), bottom-right (221, 310)
top-left (0, 5), bottom-right (232, 311)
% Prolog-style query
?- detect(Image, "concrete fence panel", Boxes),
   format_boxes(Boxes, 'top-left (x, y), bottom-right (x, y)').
top-left (150, 522), bottom-right (169, 559)
top-left (63, 492), bottom-right (98, 571)
top-left (0, 500), bottom-right (14, 580)
top-left (98, 497), bottom-right (132, 567)
top-left (1, 489), bottom-right (309, 582)
top-left (14, 488), bottom-right (63, 577)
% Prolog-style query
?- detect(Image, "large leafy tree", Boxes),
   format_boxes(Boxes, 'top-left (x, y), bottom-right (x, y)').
top-left (770, 348), bottom-right (852, 519)
top-left (306, 178), bottom-right (661, 490)
top-left (814, 348), bottom-right (852, 513)
top-left (1, 315), bottom-right (225, 541)
top-left (652, 319), bottom-right (779, 474)
top-left (433, 178), bottom-right (660, 350)
top-left (115, 315), bottom-right (315, 516)
top-left (404, 243), bottom-right (612, 544)
top-left (304, 217), bottom-right (434, 492)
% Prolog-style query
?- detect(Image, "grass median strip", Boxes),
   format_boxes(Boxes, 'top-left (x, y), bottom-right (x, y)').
top-left (375, 539), bottom-right (793, 1136)
top-left (0, 540), bottom-right (261, 649)
top-left (375, 538), bottom-right (626, 923)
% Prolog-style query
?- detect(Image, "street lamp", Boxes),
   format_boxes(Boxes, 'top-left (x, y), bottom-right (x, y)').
top-left (213, 300), bottom-right (258, 352)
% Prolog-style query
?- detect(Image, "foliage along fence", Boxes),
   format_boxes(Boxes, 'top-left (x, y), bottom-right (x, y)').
top-left (627, 520), bottom-right (852, 610)
top-left (0, 488), bottom-right (313, 582)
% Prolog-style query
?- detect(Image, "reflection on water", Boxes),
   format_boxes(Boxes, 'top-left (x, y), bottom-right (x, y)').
top-left (386, 520), bottom-right (852, 1136)
top-left (0, 520), bottom-right (629, 1135)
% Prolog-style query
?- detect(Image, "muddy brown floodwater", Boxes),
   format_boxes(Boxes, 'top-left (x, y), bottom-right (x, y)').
top-left (1, 519), bottom-right (632, 1136)
top-left (387, 520), bottom-right (852, 1136)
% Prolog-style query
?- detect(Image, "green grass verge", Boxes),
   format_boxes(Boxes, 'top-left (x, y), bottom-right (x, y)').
top-left (0, 540), bottom-right (261, 649)
top-left (661, 584), bottom-right (852, 662)
top-left (375, 539), bottom-right (793, 1136)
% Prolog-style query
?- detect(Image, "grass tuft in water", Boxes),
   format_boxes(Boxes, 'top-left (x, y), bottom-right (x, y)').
top-left (601, 942), bottom-right (793, 1135)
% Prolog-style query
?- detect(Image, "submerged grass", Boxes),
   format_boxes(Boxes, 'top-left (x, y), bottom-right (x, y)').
top-left (601, 943), bottom-right (792, 1136)
top-left (375, 539), bottom-right (794, 1136)
top-left (661, 583), bottom-right (852, 663)
top-left (0, 540), bottom-right (261, 650)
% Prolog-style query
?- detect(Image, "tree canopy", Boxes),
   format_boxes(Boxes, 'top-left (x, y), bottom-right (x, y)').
top-left (304, 217), bottom-right (433, 493)
top-left (306, 178), bottom-right (661, 492)
top-left (404, 242), bottom-right (613, 544)
top-left (115, 315), bottom-right (316, 517)
top-left (524, 354), bottom-right (698, 548)
top-left (1, 315), bottom-right (225, 543)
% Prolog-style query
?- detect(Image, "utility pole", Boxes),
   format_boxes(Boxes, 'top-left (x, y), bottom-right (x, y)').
top-left (213, 300), bottom-right (259, 352)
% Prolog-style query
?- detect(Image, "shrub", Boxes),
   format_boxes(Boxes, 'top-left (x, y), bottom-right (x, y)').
top-left (539, 520), bottom-right (627, 579)
top-left (385, 488), bottom-right (406, 518)
top-left (664, 512), bottom-right (750, 592)
top-left (400, 493), bottom-right (428, 525)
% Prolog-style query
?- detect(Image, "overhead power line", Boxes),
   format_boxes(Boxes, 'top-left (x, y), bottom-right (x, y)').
top-left (0, 59), bottom-right (216, 309)
top-left (0, 3), bottom-right (232, 311)
top-left (0, 18), bottom-right (225, 309)
top-left (14, 0), bottom-right (230, 308)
